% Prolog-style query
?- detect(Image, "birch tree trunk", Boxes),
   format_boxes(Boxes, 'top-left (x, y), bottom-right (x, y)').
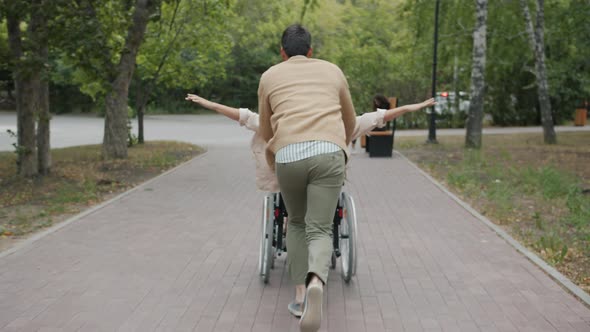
top-left (520, 0), bottom-right (557, 144)
top-left (103, 0), bottom-right (153, 159)
top-left (465, 0), bottom-right (488, 149)
top-left (453, 37), bottom-right (461, 127)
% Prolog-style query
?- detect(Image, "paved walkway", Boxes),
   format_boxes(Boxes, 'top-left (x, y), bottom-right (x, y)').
top-left (1, 146), bottom-right (590, 331)
top-left (1, 111), bottom-right (589, 151)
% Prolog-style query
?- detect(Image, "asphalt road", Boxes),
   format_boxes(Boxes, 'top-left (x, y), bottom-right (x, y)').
top-left (1, 111), bottom-right (588, 152)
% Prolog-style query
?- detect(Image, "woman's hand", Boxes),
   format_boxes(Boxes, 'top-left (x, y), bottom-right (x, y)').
top-left (383, 98), bottom-right (437, 122)
top-left (419, 98), bottom-right (437, 109)
top-left (403, 98), bottom-right (437, 113)
top-left (185, 93), bottom-right (241, 121)
top-left (185, 94), bottom-right (212, 108)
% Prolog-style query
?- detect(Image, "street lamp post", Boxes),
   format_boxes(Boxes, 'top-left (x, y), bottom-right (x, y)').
top-left (428, 0), bottom-right (440, 144)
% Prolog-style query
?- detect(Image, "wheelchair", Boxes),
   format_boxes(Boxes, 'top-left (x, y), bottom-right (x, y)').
top-left (258, 191), bottom-right (358, 284)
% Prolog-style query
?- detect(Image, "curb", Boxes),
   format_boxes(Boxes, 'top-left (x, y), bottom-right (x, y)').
top-left (0, 150), bottom-right (209, 260)
top-left (395, 151), bottom-right (590, 307)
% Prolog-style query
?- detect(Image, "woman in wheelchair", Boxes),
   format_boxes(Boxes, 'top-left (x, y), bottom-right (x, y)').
top-left (186, 93), bottom-right (435, 317)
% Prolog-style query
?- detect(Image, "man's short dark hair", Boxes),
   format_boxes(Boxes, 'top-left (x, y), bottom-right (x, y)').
top-left (281, 24), bottom-right (312, 57)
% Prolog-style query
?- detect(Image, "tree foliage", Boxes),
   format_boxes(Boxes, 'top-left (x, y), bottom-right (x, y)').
top-left (1, 0), bottom-right (587, 132)
top-left (134, 0), bottom-right (233, 113)
top-left (137, 0), bottom-right (232, 90)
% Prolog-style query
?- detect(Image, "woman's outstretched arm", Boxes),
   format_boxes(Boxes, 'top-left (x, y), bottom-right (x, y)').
top-left (185, 94), bottom-right (240, 122)
top-left (383, 98), bottom-right (436, 122)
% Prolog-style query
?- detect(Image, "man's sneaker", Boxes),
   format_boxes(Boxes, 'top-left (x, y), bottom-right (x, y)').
top-left (299, 282), bottom-right (322, 332)
top-left (288, 301), bottom-right (303, 317)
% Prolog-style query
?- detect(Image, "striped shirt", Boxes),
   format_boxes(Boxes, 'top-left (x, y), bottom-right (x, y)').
top-left (275, 141), bottom-right (341, 163)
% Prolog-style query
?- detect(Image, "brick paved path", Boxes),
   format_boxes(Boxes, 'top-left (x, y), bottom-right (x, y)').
top-left (1, 147), bottom-right (589, 331)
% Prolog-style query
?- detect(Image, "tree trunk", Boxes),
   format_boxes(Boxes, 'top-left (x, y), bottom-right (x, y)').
top-left (465, 0), bottom-right (488, 149)
top-left (37, 80), bottom-right (51, 175)
top-left (7, 15), bottom-right (37, 176)
top-left (6, 16), bottom-right (22, 172)
top-left (453, 39), bottom-right (461, 128)
top-left (103, 0), bottom-right (153, 159)
top-left (138, 104), bottom-right (145, 144)
top-left (31, 0), bottom-right (51, 175)
top-left (19, 80), bottom-right (38, 176)
top-left (135, 81), bottom-right (148, 144)
top-left (134, 1), bottom-right (184, 145)
top-left (520, 0), bottom-right (556, 144)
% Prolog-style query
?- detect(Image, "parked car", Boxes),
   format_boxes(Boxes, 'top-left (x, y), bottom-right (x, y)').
top-left (434, 91), bottom-right (470, 114)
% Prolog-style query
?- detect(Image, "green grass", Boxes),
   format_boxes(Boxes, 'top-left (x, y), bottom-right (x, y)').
top-left (445, 158), bottom-right (589, 241)
top-left (519, 166), bottom-right (578, 199)
top-left (397, 131), bottom-right (590, 291)
top-left (535, 231), bottom-right (569, 265)
top-left (0, 141), bottom-right (204, 238)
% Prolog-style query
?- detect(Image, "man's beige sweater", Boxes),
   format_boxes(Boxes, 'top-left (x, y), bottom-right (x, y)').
top-left (258, 55), bottom-right (356, 167)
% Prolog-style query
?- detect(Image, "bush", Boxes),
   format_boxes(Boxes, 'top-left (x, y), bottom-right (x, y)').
top-left (49, 83), bottom-right (95, 114)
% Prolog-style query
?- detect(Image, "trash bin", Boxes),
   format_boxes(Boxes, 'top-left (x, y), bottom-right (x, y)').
top-left (364, 96), bottom-right (398, 157)
top-left (575, 108), bottom-right (587, 126)
top-left (366, 131), bottom-right (393, 157)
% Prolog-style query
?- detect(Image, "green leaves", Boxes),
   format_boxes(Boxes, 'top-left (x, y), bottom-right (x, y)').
top-left (50, 0), bottom-right (134, 99)
top-left (2, 0), bottom-right (587, 121)
top-left (135, 0), bottom-right (234, 98)
top-left (307, 0), bottom-right (434, 113)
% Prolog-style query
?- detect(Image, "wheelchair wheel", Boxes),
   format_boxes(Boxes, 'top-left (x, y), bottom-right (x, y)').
top-left (340, 192), bottom-right (358, 283)
top-left (259, 194), bottom-right (274, 283)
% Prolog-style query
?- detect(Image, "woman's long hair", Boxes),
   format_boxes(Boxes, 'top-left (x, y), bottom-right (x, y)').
top-left (373, 94), bottom-right (390, 111)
